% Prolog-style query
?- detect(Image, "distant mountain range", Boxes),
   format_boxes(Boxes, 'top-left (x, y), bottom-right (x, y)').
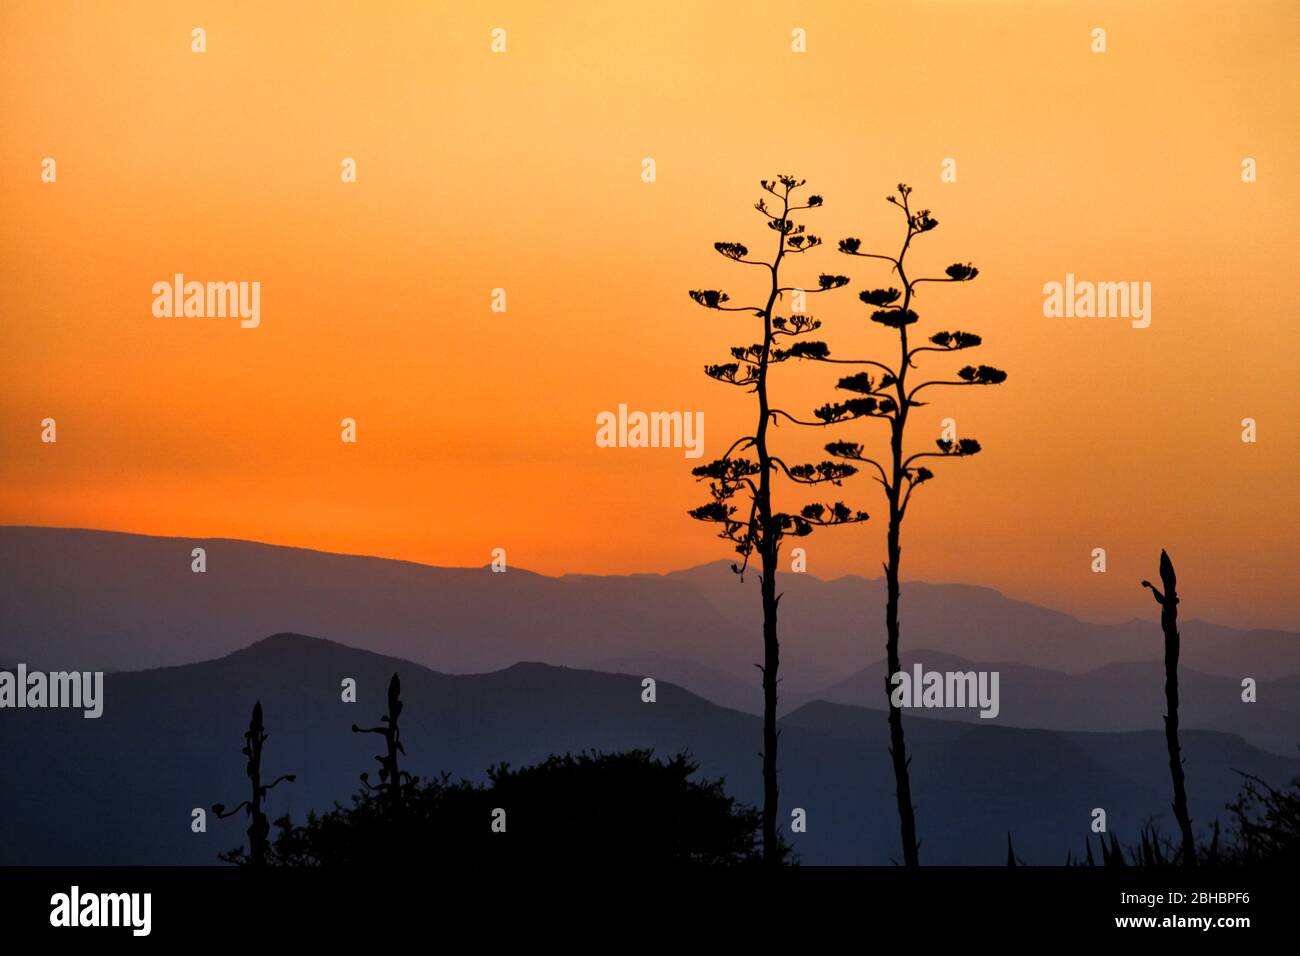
top-left (1, 632), bottom-right (1294, 865)
top-left (4, 527), bottom-right (1298, 692)
top-left (593, 651), bottom-right (1299, 757)
top-left (805, 652), bottom-right (1299, 757)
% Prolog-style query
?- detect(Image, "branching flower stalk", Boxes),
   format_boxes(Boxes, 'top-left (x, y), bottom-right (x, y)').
top-left (689, 175), bottom-right (868, 864)
top-left (212, 701), bottom-right (295, 866)
top-left (352, 673), bottom-right (418, 814)
top-left (792, 183), bottom-right (1006, 865)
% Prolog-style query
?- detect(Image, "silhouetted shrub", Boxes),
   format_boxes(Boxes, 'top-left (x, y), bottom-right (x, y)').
top-left (1220, 772), bottom-right (1300, 865)
top-left (1058, 774), bottom-right (1300, 866)
top-left (263, 750), bottom-right (781, 866)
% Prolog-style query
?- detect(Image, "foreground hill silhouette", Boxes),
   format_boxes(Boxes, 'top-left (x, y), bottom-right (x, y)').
top-left (1, 633), bottom-right (1295, 865)
top-left (4, 528), bottom-right (1298, 692)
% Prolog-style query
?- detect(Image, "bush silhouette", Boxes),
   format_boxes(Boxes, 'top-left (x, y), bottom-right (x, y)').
top-left (1060, 773), bottom-right (1300, 866)
top-left (263, 750), bottom-right (778, 866)
top-left (1221, 772), bottom-right (1300, 865)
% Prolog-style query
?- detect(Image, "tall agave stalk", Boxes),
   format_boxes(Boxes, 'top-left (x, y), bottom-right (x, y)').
top-left (352, 673), bottom-right (418, 812)
top-left (797, 183), bottom-right (1006, 864)
top-left (212, 701), bottom-right (295, 866)
top-left (1141, 549), bottom-right (1197, 866)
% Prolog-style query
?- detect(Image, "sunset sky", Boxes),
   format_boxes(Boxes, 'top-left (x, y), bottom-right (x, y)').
top-left (2, 1), bottom-right (1297, 630)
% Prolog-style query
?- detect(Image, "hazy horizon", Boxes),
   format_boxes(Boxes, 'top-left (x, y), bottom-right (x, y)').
top-left (4, 522), bottom-right (1295, 634)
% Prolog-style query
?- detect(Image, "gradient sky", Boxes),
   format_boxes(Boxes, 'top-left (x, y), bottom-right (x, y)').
top-left (2, 1), bottom-right (1297, 629)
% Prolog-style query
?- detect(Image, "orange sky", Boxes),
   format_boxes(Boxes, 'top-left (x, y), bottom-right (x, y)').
top-left (2, 1), bottom-right (1298, 629)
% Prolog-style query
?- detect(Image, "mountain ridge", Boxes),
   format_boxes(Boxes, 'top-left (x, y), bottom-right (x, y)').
top-left (2, 630), bottom-right (1294, 866)
top-left (4, 526), bottom-right (1297, 691)
top-left (1, 524), bottom-right (1271, 632)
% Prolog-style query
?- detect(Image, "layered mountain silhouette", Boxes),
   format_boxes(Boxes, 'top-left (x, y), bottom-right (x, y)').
top-left (592, 652), bottom-right (1300, 755)
top-left (5, 527), bottom-right (1298, 692)
top-left (802, 651), bottom-right (1300, 756)
top-left (0, 632), bottom-right (1295, 865)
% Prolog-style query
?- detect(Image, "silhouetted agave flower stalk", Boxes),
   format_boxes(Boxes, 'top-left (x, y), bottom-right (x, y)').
top-left (688, 175), bottom-right (868, 864)
top-left (212, 700), bottom-right (295, 866)
top-left (352, 673), bottom-right (418, 812)
top-left (791, 184), bottom-right (1007, 865)
top-left (1142, 550), bottom-right (1197, 866)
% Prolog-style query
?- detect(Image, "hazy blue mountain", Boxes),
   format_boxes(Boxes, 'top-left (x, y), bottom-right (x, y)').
top-left (591, 653), bottom-right (766, 715)
top-left (4, 527), bottom-right (1298, 693)
top-left (799, 650), bottom-right (1300, 756)
top-left (0, 526), bottom-right (756, 677)
top-left (1, 633), bottom-right (1294, 866)
top-left (663, 561), bottom-right (1300, 683)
